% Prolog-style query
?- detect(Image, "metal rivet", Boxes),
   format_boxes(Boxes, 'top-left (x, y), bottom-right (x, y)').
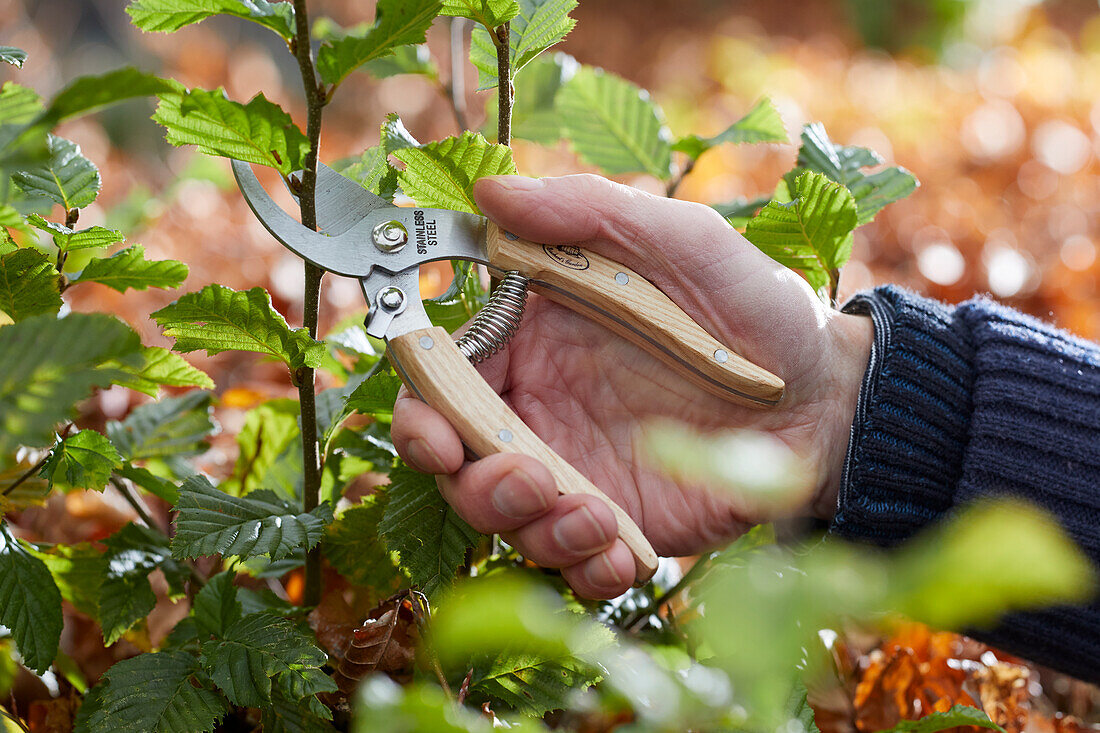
top-left (498, 428), bottom-right (513, 443)
top-left (615, 272), bottom-right (629, 285)
top-left (378, 286), bottom-right (405, 311)
top-left (372, 220), bottom-right (408, 253)
top-left (419, 335), bottom-right (434, 350)
top-left (714, 349), bottom-right (729, 363)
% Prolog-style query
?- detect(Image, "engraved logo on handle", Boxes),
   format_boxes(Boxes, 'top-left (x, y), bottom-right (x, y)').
top-left (543, 245), bottom-right (589, 271)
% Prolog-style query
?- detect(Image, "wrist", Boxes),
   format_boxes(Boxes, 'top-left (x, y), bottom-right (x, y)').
top-left (810, 310), bottom-right (874, 521)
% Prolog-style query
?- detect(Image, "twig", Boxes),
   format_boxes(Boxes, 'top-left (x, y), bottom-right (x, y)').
top-left (828, 268), bottom-right (841, 309)
top-left (0, 707), bottom-right (30, 733)
top-left (621, 555), bottom-right (710, 632)
top-left (290, 0), bottom-right (326, 608)
top-left (445, 17), bottom-right (469, 132)
top-left (494, 22), bottom-right (512, 145)
top-left (110, 477), bottom-right (163, 533)
top-left (457, 668), bottom-right (474, 704)
top-left (3, 423), bottom-right (73, 497)
top-left (665, 157), bottom-right (696, 198)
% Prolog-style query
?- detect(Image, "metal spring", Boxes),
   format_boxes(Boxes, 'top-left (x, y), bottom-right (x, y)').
top-left (456, 271), bottom-right (530, 364)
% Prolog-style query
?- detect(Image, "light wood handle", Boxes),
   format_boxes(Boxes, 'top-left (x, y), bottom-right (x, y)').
top-left (485, 223), bottom-right (785, 407)
top-left (388, 326), bottom-right (659, 586)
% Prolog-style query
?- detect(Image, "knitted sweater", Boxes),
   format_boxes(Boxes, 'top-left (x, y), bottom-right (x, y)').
top-left (835, 286), bottom-right (1100, 682)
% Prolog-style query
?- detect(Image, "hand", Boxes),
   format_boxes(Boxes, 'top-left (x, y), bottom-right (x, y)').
top-left (390, 174), bottom-right (873, 599)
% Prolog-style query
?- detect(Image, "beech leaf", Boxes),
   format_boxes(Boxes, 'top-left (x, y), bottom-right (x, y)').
top-left (0, 522), bottom-right (62, 673)
top-left (470, 0), bottom-right (577, 90)
top-left (71, 245), bottom-right (187, 292)
top-left (394, 130), bottom-right (516, 214)
top-left (127, 0), bottom-right (296, 39)
top-left (316, 0), bottom-right (442, 88)
top-left (0, 248), bottom-right (61, 322)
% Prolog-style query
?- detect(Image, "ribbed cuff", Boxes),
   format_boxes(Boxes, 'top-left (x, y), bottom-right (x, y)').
top-left (832, 286), bottom-right (976, 545)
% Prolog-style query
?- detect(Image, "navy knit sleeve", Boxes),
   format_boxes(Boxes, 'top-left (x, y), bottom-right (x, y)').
top-left (834, 285), bottom-right (1100, 682)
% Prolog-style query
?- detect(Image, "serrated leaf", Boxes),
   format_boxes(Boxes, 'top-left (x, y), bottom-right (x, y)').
top-left (193, 570), bottom-right (242, 638)
top-left (0, 522), bottom-right (62, 673)
top-left (485, 52), bottom-right (574, 145)
top-left (153, 87), bottom-right (308, 176)
top-left (116, 462), bottom-right (179, 503)
top-left (440, 0), bottom-right (518, 27)
top-left (0, 248), bottom-right (61, 322)
top-left (316, 0), bottom-right (442, 88)
top-left (335, 145), bottom-right (397, 201)
top-left (106, 391), bottom-right (217, 461)
top-left (422, 260), bottom-right (487, 333)
top-left (29, 542), bottom-right (104, 618)
top-left (379, 464), bottom-right (481, 597)
top-left (126, 0), bottom-right (296, 39)
top-left (744, 171), bottom-right (858, 294)
top-left (153, 284), bottom-right (324, 370)
top-left (470, 0), bottom-right (577, 90)
top-left (0, 82), bottom-right (44, 125)
top-left (470, 653), bottom-right (598, 716)
top-left (345, 371), bottom-right (402, 417)
top-left (790, 122), bottom-right (918, 225)
top-left (0, 47), bottom-right (26, 68)
top-left (0, 313), bottom-right (141, 454)
top-left (877, 705), bottom-right (1003, 733)
top-left (36, 67), bottom-right (175, 127)
top-left (39, 429), bottom-right (121, 492)
top-left (25, 213), bottom-right (125, 253)
top-left (12, 134), bottom-right (100, 209)
top-left (785, 679), bottom-right (821, 733)
top-left (71, 245), bottom-right (187, 292)
top-left (223, 398), bottom-right (300, 496)
top-left (173, 475), bottom-right (333, 561)
top-left (262, 684), bottom-right (337, 733)
top-left (79, 651), bottom-right (229, 733)
top-left (200, 612), bottom-right (326, 707)
top-left (107, 346), bottom-right (214, 397)
top-left (324, 496), bottom-right (404, 589)
top-left (364, 44), bottom-right (438, 80)
top-left (672, 97), bottom-right (787, 159)
top-left (556, 66), bottom-right (671, 178)
top-left (395, 131), bottom-right (516, 214)
top-left (97, 523), bottom-right (175, 645)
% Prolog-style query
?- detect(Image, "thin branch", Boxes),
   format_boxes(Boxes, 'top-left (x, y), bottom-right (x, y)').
top-left (3, 423), bottom-right (72, 497)
top-left (110, 477), bottom-right (163, 533)
top-left (290, 0), bottom-right (326, 608)
top-left (665, 157), bottom-right (696, 198)
top-left (828, 268), bottom-right (841, 309)
top-left (445, 17), bottom-right (469, 132)
top-left (494, 22), bottom-right (512, 146)
top-left (621, 556), bottom-right (709, 632)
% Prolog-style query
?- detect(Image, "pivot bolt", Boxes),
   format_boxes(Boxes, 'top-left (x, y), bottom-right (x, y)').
top-left (377, 286), bottom-right (406, 311)
top-left (372, 220), bottom-right (408, 252)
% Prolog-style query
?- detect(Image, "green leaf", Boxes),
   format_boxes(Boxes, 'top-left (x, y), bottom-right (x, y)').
top-left (316, 0), bottom-right (443, 88)
top-left (0, 47), bottom-right (26, 68)
top-left (107, 346), bottom-right (215, 397)
top-left (126, 0), bottom-right (296, 39)
top-left (36, 68), bottom-right (175, 127)
top-left (790, 122), bottom-right (917, 225)
top-left (345, 371), bottom-right (402, 416)
top-left (440, 0), bottom-right (518, 28)
top-left (785, 679), bottom-right (821, 733)
top-left (193, 570), bottom-right (242, 638)
top-left (0, 313), bottom-right (141, 454)
top-left (0, 523), bottom-right (62, 673)
top-left (877, 705), bottom-right (1003, 733)
top-left (672, 97), bottom-right (787, 159)
top-left (200, 612), bottom-right (326, 707)
top-left (0, 248), bottom-right (61, 322)
top-left (395, 131), bottom-right (516, 214)
top-left (379, 464), bottom-right (481, 597)
top-left (422, 260), bottom-right (487, 333)
top-left (97, 523), bottom-right (176, 645)
top-left (364, 44), bottom-right (438, 80)
top-left (556, 66), bottom-right (671, 178)
top-left (26, 214), bottom-right (125, 253)
top-left (470, 653), bottom-right (598, 716)
top-left (153, 87), bottom-right (309, 176)
top-left (116, 462), bottom-right (179, 503)
top-left (12, 134), bottom-right (101, 209)
top-left (39, 429), bottom-right (122, 492)
top-left (29, 542), bottom-right (104, 618)
top-left (223, 398), bottom-right (300, 496)
top-left (71, 245), bottom-right (187, 292)
top-left (744, 171), bottom-right (858, 294)
top-left (470, 0), bottom-right (577, 90)
top-left (173, 475), bottom-right (333, 561)
top-left (106, 391), bottom-right (217, 461)
top-left (354, 678), bottom-right (508, 733)
top-left (153, 284), bottom-right (324, 370)
top-left (484, 52), bottom-right (574, 145)
top-left (335, 145), bottom-right (397, 201)
top-left (262, 683), bottom-right (337, 733)
top-left (79, 651), bottom-right (229, 733)
top-left (713, 194), bottom-right (770, 227)
top-left (0, 82), bottom-right (44, 125)
top-left (324, 496), bottom-right (404, 589)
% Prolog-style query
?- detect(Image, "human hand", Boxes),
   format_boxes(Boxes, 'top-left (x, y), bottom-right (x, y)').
top-left (390, 174), bottom-right (873, 599)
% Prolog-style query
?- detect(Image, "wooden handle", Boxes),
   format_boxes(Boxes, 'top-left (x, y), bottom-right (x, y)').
top-left (388, 326), bottom-right (659, 586)
top-left (485, 223), bottom-right (785, 407)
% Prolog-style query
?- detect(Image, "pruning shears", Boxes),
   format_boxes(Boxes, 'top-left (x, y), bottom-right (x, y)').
top-left (232, 160), bottom-right (785, 585)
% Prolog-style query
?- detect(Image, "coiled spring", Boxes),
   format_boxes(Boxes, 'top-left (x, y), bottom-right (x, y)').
top-left (456, 272), bottom-right (530, 364)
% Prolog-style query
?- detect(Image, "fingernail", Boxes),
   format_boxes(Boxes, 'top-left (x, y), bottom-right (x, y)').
top-left (584, 553), bottom-right (625, 588)
top-left (553, 506), bottom-right (609, 553)
top-left (483, 175), bottom-right (544, 191)
top-left (492, 469), bottom-right (549, 518)
top-left (406, 439), bottom-right (443, 473)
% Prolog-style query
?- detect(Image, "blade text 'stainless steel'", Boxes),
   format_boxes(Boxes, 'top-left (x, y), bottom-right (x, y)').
top-left (232, 160), bottom-right (786, 585)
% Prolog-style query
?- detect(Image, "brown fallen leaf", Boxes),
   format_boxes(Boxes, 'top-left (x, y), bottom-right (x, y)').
top-left (332, 592), bottom-right (419, 696)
